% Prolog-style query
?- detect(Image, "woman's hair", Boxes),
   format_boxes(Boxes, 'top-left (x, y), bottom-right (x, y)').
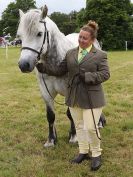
top-left (81, 20), bottom-right (99, 39)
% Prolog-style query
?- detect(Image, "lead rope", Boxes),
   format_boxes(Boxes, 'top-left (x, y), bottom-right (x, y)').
top-left (41, 74), bottom-right (65, 106)
top-left (41, 73), bottom-right (80, 106)
top-left (40, 26), bottom-right (65, 106)
top-left (87, 91), bottom-right (101, 140)
top-left (37, 22), bottom-right (64, 106)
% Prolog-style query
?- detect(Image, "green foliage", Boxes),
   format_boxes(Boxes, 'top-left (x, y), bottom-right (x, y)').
top-left (50, 11), bottom-right (78, 35)
top-left (77, 0), bottom-right (133, 50)
top-left (77, 8), bottom-right (86, 28)
top-left (0, 0), bottom-right (36, 37)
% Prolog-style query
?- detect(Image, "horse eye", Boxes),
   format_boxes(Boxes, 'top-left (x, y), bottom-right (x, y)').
top-left (37, 32), bottom-right (43, 37)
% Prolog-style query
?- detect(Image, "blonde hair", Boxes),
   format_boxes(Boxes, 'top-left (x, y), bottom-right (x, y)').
top-left (81, 20), bottom-right (99, 39)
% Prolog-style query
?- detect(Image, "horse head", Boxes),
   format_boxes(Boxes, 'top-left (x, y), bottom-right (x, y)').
top-left (17, 5), bottom-right (101, 73)
top-left (17, 5), bottom-right (49, 73)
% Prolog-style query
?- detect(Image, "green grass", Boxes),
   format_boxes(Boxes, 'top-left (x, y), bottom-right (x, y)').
top-left (0, 48), bottom-right (133, 177)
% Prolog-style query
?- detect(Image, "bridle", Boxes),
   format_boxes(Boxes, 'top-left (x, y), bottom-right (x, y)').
top-left (21, 20), bottom-right (65, 106)
top-left (21, 20), bottom-right (49, 61)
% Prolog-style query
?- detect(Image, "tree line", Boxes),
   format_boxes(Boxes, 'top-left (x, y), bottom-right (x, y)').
top-left (0, 0), bottom-right (133, 50)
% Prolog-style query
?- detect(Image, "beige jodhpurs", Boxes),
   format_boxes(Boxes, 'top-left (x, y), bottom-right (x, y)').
top-left (69, 107), bottom-right (103, 157)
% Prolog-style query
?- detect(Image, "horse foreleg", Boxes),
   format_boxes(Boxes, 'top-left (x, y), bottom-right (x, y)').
top-left (44, 105), bottom-right (57, 147)
top-left (66, 107), bottom-right (77, 143)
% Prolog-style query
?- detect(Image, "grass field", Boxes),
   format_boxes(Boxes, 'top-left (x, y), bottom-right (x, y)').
top-left (0, 48), bottom-right (133, 177)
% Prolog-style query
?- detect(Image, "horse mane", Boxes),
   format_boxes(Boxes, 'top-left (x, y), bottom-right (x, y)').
top-left (45, 17), bottom-right (74, 62)
top-left (20, 9), bottom-right (41, 37)
top-left (20, 9), bottom-right (75, 63)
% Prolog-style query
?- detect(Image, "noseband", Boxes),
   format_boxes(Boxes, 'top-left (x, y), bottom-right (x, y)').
top-left (21, 21), bottom-right (49, 61)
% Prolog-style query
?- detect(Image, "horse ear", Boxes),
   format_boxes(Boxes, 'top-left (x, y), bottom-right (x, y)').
top-left (19, 9), bottom-right (24, 18)
top-left (41, 5), bottom-right (48, 19)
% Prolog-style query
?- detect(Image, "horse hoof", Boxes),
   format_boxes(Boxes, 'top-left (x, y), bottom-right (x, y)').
top-left (98, 121), bottom-right (104, 129)
top-left (69, 135), bottom-right (78, 144)
top-left (44, 139), bottom-right (55, 148)
top-left (98, 120), bottom-right (106, 129)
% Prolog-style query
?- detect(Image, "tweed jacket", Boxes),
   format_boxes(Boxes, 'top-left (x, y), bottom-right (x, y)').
top-left (41, 45), bottom-right (110, 109)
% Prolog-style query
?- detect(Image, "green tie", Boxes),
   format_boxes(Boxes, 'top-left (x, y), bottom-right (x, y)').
top-left (78, 49), bottom-right (88, 63)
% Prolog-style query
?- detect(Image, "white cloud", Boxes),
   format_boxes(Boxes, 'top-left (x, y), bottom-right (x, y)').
top-left (0, 0), bottom-right (86, 18)
top-left (36, 0), bottom-right (86, 14)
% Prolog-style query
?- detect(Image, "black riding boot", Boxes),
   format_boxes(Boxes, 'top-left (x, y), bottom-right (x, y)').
top-left (71, 153), bottom-right (90, 164)
top-left (91, 155), bottom-right (102, 171)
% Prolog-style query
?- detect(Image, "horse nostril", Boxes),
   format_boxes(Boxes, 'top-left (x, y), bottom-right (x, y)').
top-left (19, 61), bottom-right (30, 72)
top-left (25, 62), bottom-right (30, 70)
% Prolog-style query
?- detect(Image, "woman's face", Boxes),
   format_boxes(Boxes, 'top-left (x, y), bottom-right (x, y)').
top-left (78, 30), bottom-right (93, 49)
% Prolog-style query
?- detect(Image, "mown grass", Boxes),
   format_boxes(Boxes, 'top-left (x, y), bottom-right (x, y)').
top-left (0, 47), bottom-right (133, 177)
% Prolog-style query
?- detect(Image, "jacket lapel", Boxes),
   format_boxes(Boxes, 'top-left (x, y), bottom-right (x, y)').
top-left (79, 45), bottom-right (97, 65)
top-left (72, 47), bottom-right (79, 65)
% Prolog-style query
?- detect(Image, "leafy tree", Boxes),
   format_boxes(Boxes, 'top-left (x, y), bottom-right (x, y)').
top-left (50, 11), bottom-right (78, 35)
top-left (0, 0), bottom-right (36, 37)
top-left (77, 8), bottom-right (86, 29)
top-left (77, 0), bottom-right (133, 50)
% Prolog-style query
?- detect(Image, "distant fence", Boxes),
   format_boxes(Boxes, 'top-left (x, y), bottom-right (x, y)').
top-left (100, 40), bottom-right (133, 51)
top-left (125, 41), bottom-right (133, 51)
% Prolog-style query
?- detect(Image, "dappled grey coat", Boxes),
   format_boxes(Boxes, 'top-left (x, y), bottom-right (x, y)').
top-left (37, 45), bottom-right (110, 109)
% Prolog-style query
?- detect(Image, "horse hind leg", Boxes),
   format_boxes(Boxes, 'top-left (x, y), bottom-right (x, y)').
top-left (98, 113), bottom-right (106, 128)
top-left (66, 107), bottom-right (77, 143)
top-left (44, 105), bottom-right (57, 147)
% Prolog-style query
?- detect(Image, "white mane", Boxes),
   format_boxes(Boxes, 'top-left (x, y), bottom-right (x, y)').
top-left (19, 9), bottom-right (75, 62)
top-left (45, 17), bottom-right (75, 61)
top-left (19, 9), bottom-right (41, 37)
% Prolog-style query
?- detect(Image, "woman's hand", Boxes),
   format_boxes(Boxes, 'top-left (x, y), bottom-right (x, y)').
top-left (36, 62), bottom-right (46, 73)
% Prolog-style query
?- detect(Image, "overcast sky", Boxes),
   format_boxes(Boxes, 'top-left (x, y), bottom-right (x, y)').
top-left (0, 0), bottom-right (133, 19)
top-left (0, 0), bottom-right (86, 18)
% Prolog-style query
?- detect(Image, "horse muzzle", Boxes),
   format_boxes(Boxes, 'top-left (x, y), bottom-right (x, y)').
top-left (18, 59), bottom-right (35, 73)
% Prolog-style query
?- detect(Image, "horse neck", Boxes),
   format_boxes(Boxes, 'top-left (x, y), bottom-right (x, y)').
top-left (45, 18), bottom-right (74, 63)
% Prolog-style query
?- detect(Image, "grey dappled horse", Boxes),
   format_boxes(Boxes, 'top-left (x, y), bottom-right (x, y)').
top-left (17, 5), bottom-right (105, 147)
